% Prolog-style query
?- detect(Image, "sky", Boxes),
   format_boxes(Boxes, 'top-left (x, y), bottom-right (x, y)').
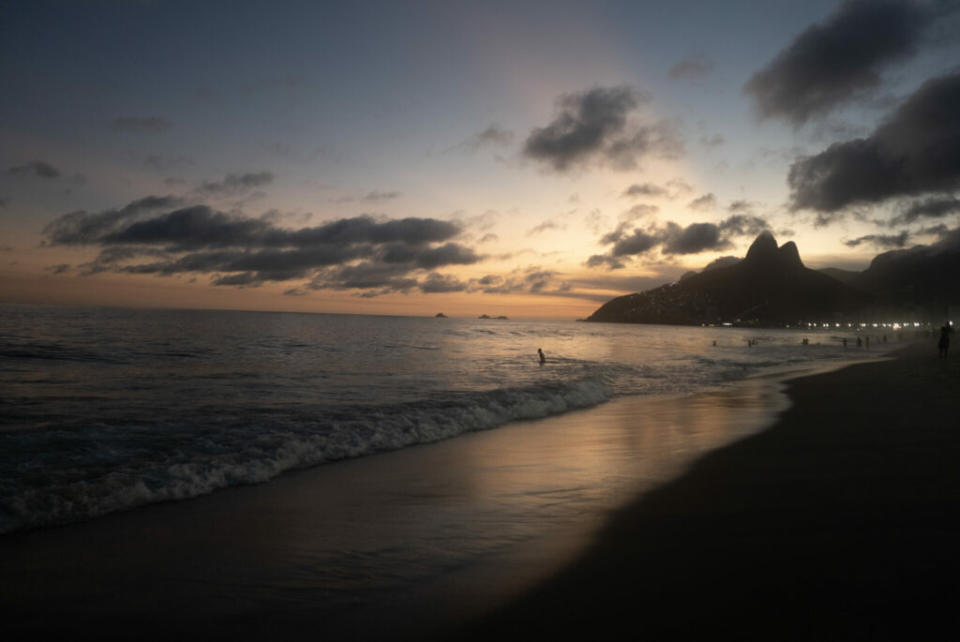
top-left (1, 0), bottom-right (959, 319)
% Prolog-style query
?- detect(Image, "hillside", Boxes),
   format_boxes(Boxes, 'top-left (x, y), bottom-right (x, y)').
top-left (587, 232), bottom-right (870, 326)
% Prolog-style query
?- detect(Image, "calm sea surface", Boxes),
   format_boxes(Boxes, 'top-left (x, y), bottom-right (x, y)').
top-left (0, 303), bottom-right (875, 533)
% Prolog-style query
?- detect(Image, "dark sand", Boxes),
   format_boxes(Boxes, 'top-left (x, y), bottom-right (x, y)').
top-left (452, 341), bottom-right (960, 641)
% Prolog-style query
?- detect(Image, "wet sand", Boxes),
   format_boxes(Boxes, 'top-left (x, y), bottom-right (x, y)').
top-left (453, 340), bottom-right (960, 641)
top-left (1, 359), bottom-right (800, 640)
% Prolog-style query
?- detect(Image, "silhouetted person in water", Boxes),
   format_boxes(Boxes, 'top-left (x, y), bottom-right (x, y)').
top-left (939, 324), bottom-right (952, 358)
top-left (865, 336), bottom-right (870, 349)
top-left (857, 336), bottom-right (862, 348)
top-left (843, 338), bottom-right (848, 349)
top-left (538, 348), bottom-right (546, 365)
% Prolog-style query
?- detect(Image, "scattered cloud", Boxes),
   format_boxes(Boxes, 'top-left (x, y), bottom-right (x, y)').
top-left (196, 171), bottom-right (274, 196)
top-left (688, 193), bottom-right (717, 211)
top-left (111, 116), bottom-right (173, 134)
top-left (144, 154), bottom-right (194, 171)
top-left (361, 190), bottom-right (401, 202)
top-left (744, 0), bottom-right (940, 125)
top-left (523, 85), bottom-right (682, 171)
top-left (889, 196), bottom-right (960, 226)
top-left (669, 54), bottom-right (715, 81)
top-left (788, 72), bottom-right (960, 216)
top-left (7, 160), bottom-right (61, 179)
top-left (453, 124), bottom-right (515, 153)
top-left (619, 204), bottom-right (658, 224)
top-left (844, 231), bottom-right (911, 248)
top-left (623, 182), bottom-right (668, 198)
top-left (665, 178), bottom-right (694, 198)
top-left (466, 266), bottom-right (571, 297)
top-left (587, 214), bottom-right (770, 269)
top-left (527, 220), bottom-right (565, 236)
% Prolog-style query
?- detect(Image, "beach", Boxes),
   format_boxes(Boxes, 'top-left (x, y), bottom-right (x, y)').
top-left (455, 339), bottom-right (960, 640)
top-left (3, 339), bottom-right (954, 640)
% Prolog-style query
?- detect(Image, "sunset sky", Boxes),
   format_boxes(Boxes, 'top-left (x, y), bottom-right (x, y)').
top-left (2, 0), bottom-right (959, 319)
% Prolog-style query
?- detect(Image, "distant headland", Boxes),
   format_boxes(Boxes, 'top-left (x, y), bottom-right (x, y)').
top-left (586, 231), bottom-right (960, 327)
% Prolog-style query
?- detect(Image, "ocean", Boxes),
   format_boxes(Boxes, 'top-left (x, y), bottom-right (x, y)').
top-left (0, 303), bottom-right (876, 535)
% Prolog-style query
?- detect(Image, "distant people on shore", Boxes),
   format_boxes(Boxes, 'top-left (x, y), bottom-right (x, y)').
top-left (857, 336), bottom-right (862, 348)
top-left (843, 338), bottom-right (848, 348)
top-left (938, 324), bottom-right (952, 358)
top-left (538, 348), bottom-right (546, 365)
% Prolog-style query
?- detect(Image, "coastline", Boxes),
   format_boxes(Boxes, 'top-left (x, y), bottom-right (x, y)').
top-left (453, 339), bottom-right (960, 640)
top-left (0, 352), bottom-right (816, 640)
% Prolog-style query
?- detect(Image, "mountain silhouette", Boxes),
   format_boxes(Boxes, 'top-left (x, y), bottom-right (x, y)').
top-left (849, 233), bottom-right (960, 318)
top-left (587, 232), bottom-right (869, 326)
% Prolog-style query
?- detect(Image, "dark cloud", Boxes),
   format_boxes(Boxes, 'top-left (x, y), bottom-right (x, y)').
top-left (7, 160), bottom-right (60, 179)
top-left (43, 198), bottom-right (478, 293)
top-left (610, 229), bottom-right (660, 257)
top-left (844, 231), bottom-right (911, 248)
top-left (718, 214), bottom-right (770, 237)
top-left (623, 183), bottom-right (668, 198)
top-left (111, 116), bottom-right (173, 134)
top-left (727, 200), bottom-right (753, 214)
top-left (688, 193), bottom-right (717, 211)
top-left (744, 0), bottom-right (937, 125)
top-left (890, 196), bottom-right (960, 225)
top-left (411, 243), bottom-right (481, 269)
top-left (197, 171), bottom-right (274, 196)
top-left (42, 195), bottom-right (184, 245)
top-left (669, 54), bottom-right (714, 80)
top-left (661, 222), bottom-right (730, 255)
top-left (420, 272), bottom-right (468, 293)
top-left (523, 86), bottom-right (681, 171)
top-left (788, 72), bottom-right (960, 215)
top-left (47, 263), bottom-right (71, 274)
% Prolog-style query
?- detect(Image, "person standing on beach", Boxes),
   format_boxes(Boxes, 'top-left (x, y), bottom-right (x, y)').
top-left (538, 348), bottom-right (546, 365)
top-left (938, 324), bottom-right (952, 358)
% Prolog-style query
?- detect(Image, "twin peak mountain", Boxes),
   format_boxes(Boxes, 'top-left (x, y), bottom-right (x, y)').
top-left (586, 232), bottom-right (867, 326)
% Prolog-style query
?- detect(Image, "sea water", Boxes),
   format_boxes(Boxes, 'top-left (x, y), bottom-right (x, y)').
top-left (0, 303), bottom-right (875, 534)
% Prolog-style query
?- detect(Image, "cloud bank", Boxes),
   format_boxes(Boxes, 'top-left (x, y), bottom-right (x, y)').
top-left (788, 72), bottom-right (960, 215)
top-left (42, 198), bottom-right (482, 295)
top-left (744, 0), bottom-right (937, 125)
